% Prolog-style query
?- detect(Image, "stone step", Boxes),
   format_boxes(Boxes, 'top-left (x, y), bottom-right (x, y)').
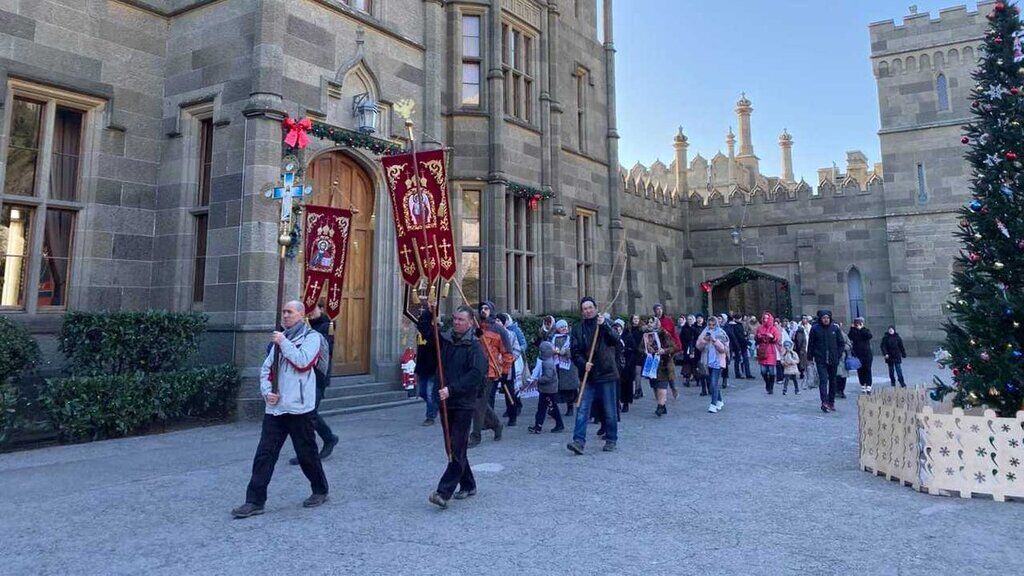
top-left (318, 397), bottom-right (422, 418)
top-left (329, 374), bottom-right (376, 387)
top-left (322, 381), bottom-right (403, 399)
top-left (317, 390), bottom-right (414, 413)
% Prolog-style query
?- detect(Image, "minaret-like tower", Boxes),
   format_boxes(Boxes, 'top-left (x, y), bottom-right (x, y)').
top-left (673, 126), bottom-right (688, 198)
top-left (735, 93), bottom-right (760, 176)
top-left (726, 127), bottom-right (736, 184)
top-left (779, 129), bottom-right (794, 183)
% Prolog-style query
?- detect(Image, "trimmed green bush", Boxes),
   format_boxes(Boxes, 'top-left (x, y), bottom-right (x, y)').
top-left (58, 311), bottom-right (206, 376)
top-left (0, 316), bottom-right (40, 382)
top-left (40, 365), bottom-right (240, 442)
top-left (0, 383), bottom-right (17, 444)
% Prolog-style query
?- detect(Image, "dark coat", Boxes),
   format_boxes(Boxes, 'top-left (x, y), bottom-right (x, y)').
top-left (626, 326), bottom-right (645, 367)
top-left (880, 332), bottom-right (907, 364)
top-left (571, 318), bottom-right (620, 384)
top-left (726, 321), bottom-right (748, 353)
top-left (417, 310), bottom-right (487, 411)
top-left (848, 326), bottom-right (874, 360)
top-left (807, 311), bottom-right (845, 366)
top-left (679, 324), bottom-right (699, 357)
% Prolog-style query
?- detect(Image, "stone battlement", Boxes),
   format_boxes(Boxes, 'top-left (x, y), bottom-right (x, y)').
top-left (870, 2), bottom-right (993, 57)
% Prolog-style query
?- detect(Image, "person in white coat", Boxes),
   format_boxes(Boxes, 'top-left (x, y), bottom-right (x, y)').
top-left (232, 300), bottom-right (330, 518)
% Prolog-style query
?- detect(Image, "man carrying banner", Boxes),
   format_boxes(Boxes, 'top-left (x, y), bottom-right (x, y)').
top-left (423, 305), bottom-right (487, 509)
top-left (567, 297), bottom-right (621, 455)
top-left (232, 300), bottom-right (329, 519)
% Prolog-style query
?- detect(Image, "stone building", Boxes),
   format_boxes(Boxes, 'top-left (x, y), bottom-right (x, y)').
top-left (621, 3), bottom-right (990, 355)
top-left (0, 0), bottom-right (624, 414)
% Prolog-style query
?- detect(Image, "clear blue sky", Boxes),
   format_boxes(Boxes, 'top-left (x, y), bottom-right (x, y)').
top-left (614, 1), bottom-right (983, 183)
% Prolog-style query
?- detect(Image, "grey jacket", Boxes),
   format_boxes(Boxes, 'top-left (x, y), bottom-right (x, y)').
top-left (259, 325), bottom-right (323, 416)
top-left (536, 341), bottom-right (558, 395)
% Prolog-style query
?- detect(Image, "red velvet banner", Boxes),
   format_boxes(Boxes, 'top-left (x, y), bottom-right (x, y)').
top-left (381, 148), bottom-right (456, 286)
top-left (302, 205), bottom-right (353, 319)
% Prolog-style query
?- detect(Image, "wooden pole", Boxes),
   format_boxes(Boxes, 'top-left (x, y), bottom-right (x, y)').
top-left (574, 234), bottom-right (629, 407)
top-left (450, 279), bottom-right (516, 407)
top-left (406, 121), bottom-right (452, 462)
top-left (271, 225), bottom-right (289, 395)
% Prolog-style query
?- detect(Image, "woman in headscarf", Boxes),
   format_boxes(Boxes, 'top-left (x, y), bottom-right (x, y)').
top-left (755, 311), bottom-right (782, 394)
top-left (550, 319), bottom-right (578, 422)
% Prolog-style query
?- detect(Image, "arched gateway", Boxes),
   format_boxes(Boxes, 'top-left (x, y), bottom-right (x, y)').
top-left (705, 267), bottom-right (792, 319)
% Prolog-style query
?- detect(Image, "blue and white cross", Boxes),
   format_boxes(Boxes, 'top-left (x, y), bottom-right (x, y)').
top-left (265, 162), bottom-right (313, 224)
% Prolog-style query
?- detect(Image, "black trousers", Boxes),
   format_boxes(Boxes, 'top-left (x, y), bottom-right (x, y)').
top-left (437, 408), bottom-right (476, 499)
top-left (472, 380), bottom-right (501, 438)
top-left (246, 412), bottom-right (329, 505)
top-left (312, 380), bottom-right (336, 443)
top-left (856, 355), bottom-right (873, 386)
top-left (534, 392), bottom-right (564, 428)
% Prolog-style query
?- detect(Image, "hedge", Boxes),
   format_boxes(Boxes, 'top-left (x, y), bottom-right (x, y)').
top-left (40, 365), bottom-right (239, 442)
top-left (58, 311), bottom-right (206, 376)
top-left (0, 383), bottom-right (16, 444)
top-left (0, 316), bottom-right (40, 382)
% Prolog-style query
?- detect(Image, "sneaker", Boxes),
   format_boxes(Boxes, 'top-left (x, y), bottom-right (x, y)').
top-left (422, 418), bottom-right (435, 426)
top-left (527, 425), bottom-right (542, 434)
top-left (795, 388), bottom-right (800, 395)
top-left (453, 488), bottom-right (477, 500)
top-left (655, 405), bottom-right (666, 417)
top-left (302, 493), bottom-right (328, 508)
top-left (231, 503), bottom-right (265, 519)
top-left (865, 387), bottom-right (872, 395)
top-left (428, 492), bottom-right (449, 509)
top-left (782, 389), bottom-right (787, 395)
top-left (828, 403), bottom-right (836, 412)
top-left (621, 403), bottom-right (629, 413)
top-left (708, 404), bottom-right (719, 413)
top-left (319, 436), bottom-right (339, 461)
top-left (602, 441), bottom-right (617, 452)
top-left (821, 403), bottom-right (829, 413)
top-left (672, 388), bottom-right (679, 399)
top-left (550, 425), bottom-right (565, 433)
top-left (715, 400), bottom-right (724, 410)
top-left (567, 441), bottom-right (585, 455)
top-left (493, 424), bottom-right (503, 441)
top-left (860, 385), bottom-right (867, 394)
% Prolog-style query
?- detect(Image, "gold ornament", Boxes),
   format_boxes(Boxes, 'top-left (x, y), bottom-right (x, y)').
top-left (994, 261), bottom-right (1005, 270)
top-left (954, 287), bottom-right (962, 293)
top-left (1014, 321), bottom-right (1021, 328)
top-left (970, 339), bottom-right (978, 346)
top-left (989, 386), bottom-right (1001, 397)
top-left (974, 233), bottom-right (983, 240)
top-left (968, 391), bottom-right (980, 403)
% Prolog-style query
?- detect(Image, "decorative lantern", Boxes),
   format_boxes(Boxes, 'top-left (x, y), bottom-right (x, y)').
top-left (353, 93), bottom-right (380, 135)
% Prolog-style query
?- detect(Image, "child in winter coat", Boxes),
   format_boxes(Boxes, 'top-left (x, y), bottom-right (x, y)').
top-left (528, 341), bottom-right (564, 433)
top-left (781, 340), bottom-right (800, 395)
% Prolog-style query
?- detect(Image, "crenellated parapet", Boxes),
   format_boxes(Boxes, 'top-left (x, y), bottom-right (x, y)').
top-left (870, 2), bottom-right (992, 77)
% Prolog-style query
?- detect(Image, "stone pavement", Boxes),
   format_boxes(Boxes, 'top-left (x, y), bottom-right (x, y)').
top-left (2, 358), bottom-right (1022, 576)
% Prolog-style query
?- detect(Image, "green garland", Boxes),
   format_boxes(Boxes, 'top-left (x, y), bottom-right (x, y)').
top-left (507, 181), bottom-right (554, 200)
top-left (303, 120), bottom-right (403, 155)
top-left (699, 266), bottom-right (792, 319)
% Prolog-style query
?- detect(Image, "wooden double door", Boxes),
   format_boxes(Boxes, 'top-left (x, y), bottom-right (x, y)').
top-left (307, 152), bottom-right (375, 376)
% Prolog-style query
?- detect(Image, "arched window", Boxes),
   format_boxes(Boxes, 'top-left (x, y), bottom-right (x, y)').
top-left (848, 267), bottom-right (865, 320)
top-left (936, 74), bottom-right (950, 111)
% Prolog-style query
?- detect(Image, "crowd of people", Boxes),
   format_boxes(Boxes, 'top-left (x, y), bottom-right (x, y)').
top-left (228, 295), bottom-right (913, 517)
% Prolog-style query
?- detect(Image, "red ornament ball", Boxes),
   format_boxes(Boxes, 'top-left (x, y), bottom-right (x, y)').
top-left (1008, 152), bottom-right (1019, 160)
top-left (953, 368), bottom-right (961, 377)
top-left (1013, 87), bottom-right (1021, 96)
top-left (996, 2), bottom-right (1006, 11)
top-left (968, 252), bottom-right (982, 262)
top-left (972, 101), bottom-right (981, 108)
top-left (996, 36), bottom-right (1005, 44)
top-left (962, 136), bottom-right (971, 144)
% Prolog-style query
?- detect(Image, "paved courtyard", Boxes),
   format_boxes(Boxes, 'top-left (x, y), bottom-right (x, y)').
top-left (2, 357), bottom-right (1022, 575)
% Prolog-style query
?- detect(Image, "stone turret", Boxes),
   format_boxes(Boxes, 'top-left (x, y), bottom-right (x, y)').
top-left (779, 129), bottom-right (794, 183)
top-left (725, 127), bottom-right (736, 183)
top-left (673, 126), bottom-right (688, 198)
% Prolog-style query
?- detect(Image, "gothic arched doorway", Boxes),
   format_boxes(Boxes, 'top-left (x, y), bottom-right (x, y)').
top-left (704, 267), bottom-right (792, 319)
top-left (307, 151), bottom-right (375, 376)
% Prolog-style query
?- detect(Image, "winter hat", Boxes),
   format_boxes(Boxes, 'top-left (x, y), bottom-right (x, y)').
top-left (479, 300), bottom-right (496, 314)
top-left (554, 319), bottom-right (569, 331)
top-left (613, 318), bottom-right (626, 329)
top-left (539, 340), bottom-right (555, 360)
top-left (784, 340), bottom-right (794, 349)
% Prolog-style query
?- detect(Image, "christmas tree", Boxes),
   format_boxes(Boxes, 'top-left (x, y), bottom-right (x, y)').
top-left (933, 1), bottom-right (1024, 416)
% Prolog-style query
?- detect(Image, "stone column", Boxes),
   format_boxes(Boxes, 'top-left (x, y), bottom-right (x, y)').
top-left (237, 0), bottom-right (288, 417)
top-left (486, 0), bottom-right (507, 307)
top-left (422, 0), bottom-right (444, 140)
top-left (603, 0), bottom-right (621, 232)
top-left (673, 127), bottom-right (688, 197)
top-left (544, 1), bottom-right (565, 311)
top-left (735, 93), bottom-right (754, 157)
top-left (779, 129), bottom-right (794, 183)
top-left (726, 127), bottom-right (736, 184)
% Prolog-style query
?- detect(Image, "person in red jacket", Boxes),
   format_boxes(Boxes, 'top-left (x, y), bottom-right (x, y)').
top-left (755, 311), bottom-right (783, 394)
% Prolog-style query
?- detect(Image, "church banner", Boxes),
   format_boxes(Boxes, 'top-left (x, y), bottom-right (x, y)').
top-left (381, 148), bottom-right (456, 286)
top-left (302, 205), bottom-right (353, 319)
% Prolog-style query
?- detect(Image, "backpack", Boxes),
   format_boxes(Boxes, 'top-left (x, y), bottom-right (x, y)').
top-left (313, 331), bottom-right (331, 380)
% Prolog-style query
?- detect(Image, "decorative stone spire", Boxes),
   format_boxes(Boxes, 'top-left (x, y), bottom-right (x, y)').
top-left (779, 128), bottom-right (794, 183)
top-left (726, 127), bottom-right (736, 159)
top-left (674, 126), bottom-right (689, 197)
top-left (735, 93), bottom-right (754, 158)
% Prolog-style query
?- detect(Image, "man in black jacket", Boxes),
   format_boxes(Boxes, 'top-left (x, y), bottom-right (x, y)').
top-left (567, 297), bottom-right (620, 454)
top-left (727, 313), bottom-right (753, 379)
top-left (807, 309), bottom-right (845, 413)
top-left (422, 305), bottom-right (488, 509)
top-left (289, 300), bottom-right (339, 466)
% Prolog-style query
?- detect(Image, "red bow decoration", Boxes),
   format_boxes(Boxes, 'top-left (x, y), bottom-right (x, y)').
top-left (529, 193), bottom-right (541, 211)
top-left (701, 281), bottom-right (712, 293)
top-left (283, 117), bottom-right (312, 149)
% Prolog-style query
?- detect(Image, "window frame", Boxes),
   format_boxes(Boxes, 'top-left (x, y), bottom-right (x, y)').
top-left (347, 0), bottom-right (372, 14)
top-left (502, 21), bottom-right (536, 124)
top-left (185, 107), bottom-right (215, 307)
top-left (505, 195), bottom-right (537, 315)
top-left (936, 73), bottom-right (950, 112)
top-left (460, 12), bottom-right (484, 109)
top-left (458, 185), bottom-right (484, 307)
top-left (575, 67), bottom-right (590, 154)
top-left (575, 207), bottom-right (595, 302)
top-left (0, 80), bottom-right (101, 313)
